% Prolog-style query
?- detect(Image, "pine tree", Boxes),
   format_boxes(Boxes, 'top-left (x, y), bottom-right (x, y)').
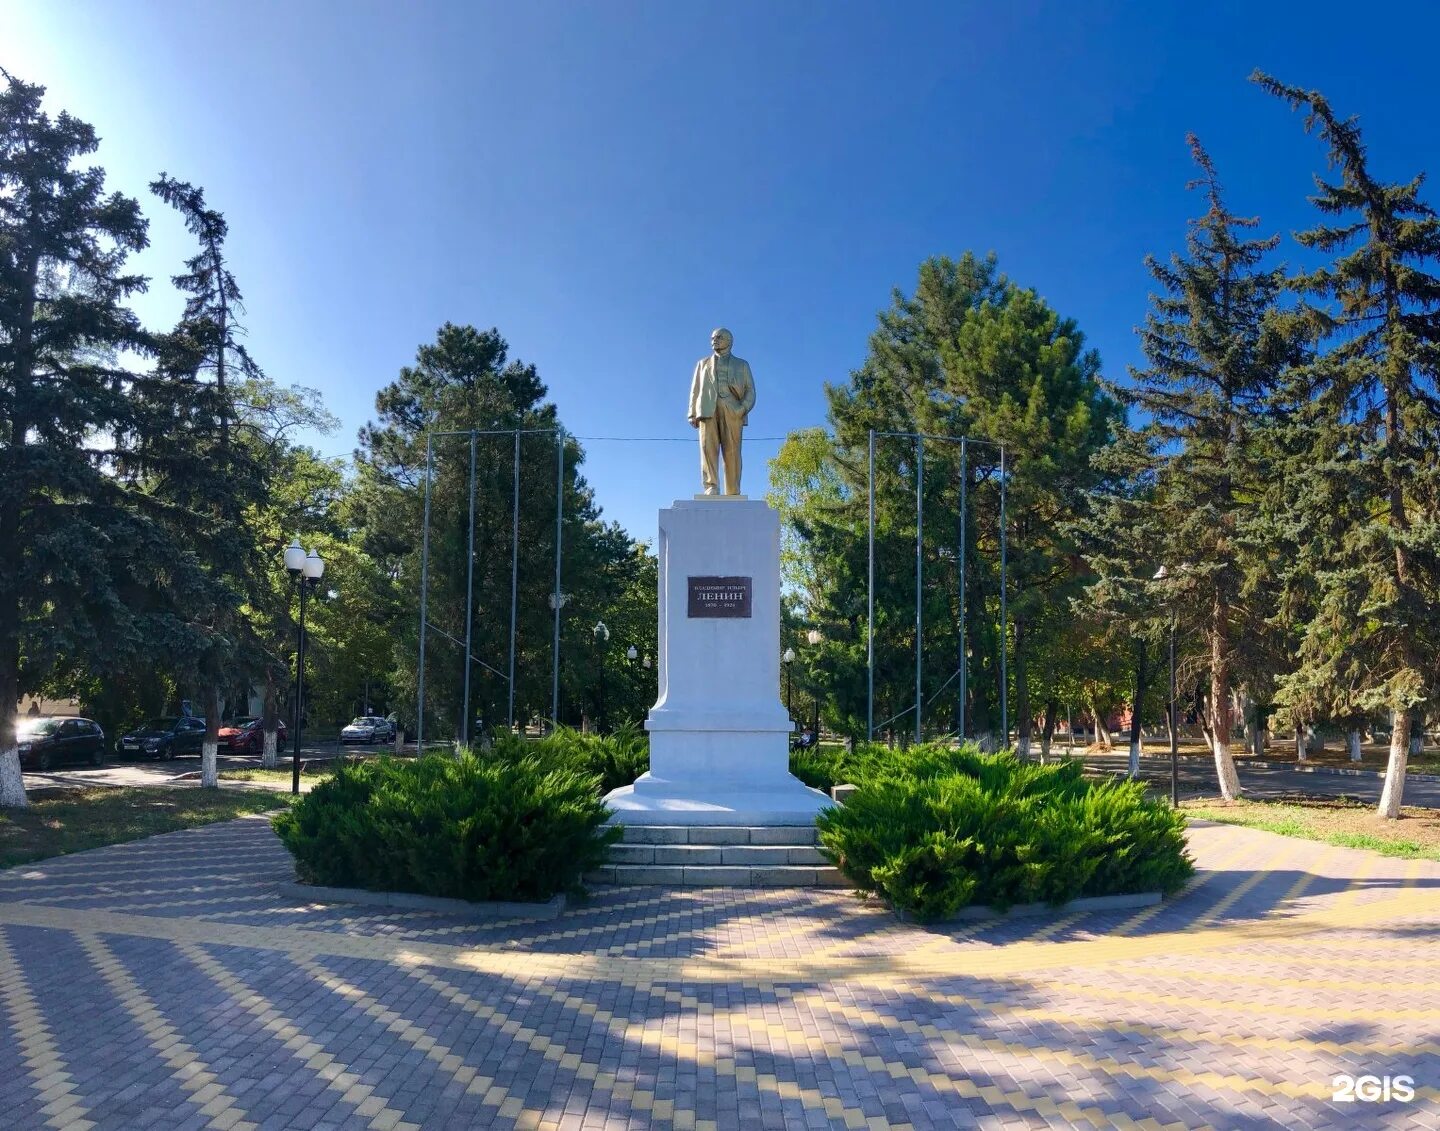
top-left (1254, 73), bottom-right (1440, 817)
top-left (146, 175), bottom-right (272, 787)
top-left (355, 323), bottom-right (652, 738)
top-left (1082, 136), bottom-right (1303, 800)
top-left (776, 253), bottom-right (1119, 747)
top-left (0, 73), bottom-right (152, 807)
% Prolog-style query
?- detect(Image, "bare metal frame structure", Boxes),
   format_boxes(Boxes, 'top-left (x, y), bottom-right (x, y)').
top-left (866, 429), bottom-right (1010, 746)
top-left (415, 427), bottom-right (565, 751)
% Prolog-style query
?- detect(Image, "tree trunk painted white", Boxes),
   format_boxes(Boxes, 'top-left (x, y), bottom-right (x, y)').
top-left (1128, 736), bottom-right (1142, 779)
top-left (0, 747), bottom-right (26, 809)
top-left (1295, 726), bottom-right (1307, 761)
top-left (201, 687), bottom-right (220, 789)
top-left (394, 727), bottom-right (404, 756)
top-left (1378, 712), bottom-right (1410, 819)
top-left (1016, 734), bottom-right (1031, 759)
top-left (1211, 727), bottom-right (1241, 800)
top-left (261, 728), bottom-right (278, 770)
top-left (1349, 729), bottom-right (1362, 762)
top-left (201, 739), bottom-right (219, 787)
top-left (975, 730), bottom-right (999, 753)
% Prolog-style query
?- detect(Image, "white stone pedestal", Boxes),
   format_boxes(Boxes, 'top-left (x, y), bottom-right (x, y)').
top-left (603, 498), bottom-right (833, 826)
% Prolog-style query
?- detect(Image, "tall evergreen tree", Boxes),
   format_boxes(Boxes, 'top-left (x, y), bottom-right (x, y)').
top-left (0, 73), bottom-right (153, 807)
top-left (1081, 136), bottom-right (1303, 800)
top-left (773, 253), bottom-right (1119, 747)
top-left (355, 323), bottom-right (652, 738)
top-left (1254, 73), bottom-right (1440, 817)
top-left (147, 175), bottom-right (269, 787)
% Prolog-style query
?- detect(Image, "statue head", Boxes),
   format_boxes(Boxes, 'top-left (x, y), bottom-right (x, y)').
top-left (710, 327), bottom-right (733, 357)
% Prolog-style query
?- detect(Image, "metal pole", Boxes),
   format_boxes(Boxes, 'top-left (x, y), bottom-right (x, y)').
top-left (462, 431), bottom-right (477, 748)
top-left (1170, 614), bottom-right (1179, 805)
top-left (958, 438), bottom-right (968, 741)
top-left (508, 428), bottom-right (521, 730)
top-left (551, 428), bottom-right (564, 730)
top-left (292, 581), bottom-right (305, 795)
top-left (867, 429), bottom-right (876, 743)
top-left (999, 446), bottom-right (1009, 746)
top-left (417, 432), bottom-right (434, 752)
top-left (914, 436), bottom-right (924, 745)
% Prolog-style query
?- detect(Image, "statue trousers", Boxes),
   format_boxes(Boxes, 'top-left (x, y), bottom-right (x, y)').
top-left (698, 402), bottom-right (744, 495)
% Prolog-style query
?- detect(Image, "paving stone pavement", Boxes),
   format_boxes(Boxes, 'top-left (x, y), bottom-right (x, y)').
top-left (1, 816), bottom-right (1438, 1130)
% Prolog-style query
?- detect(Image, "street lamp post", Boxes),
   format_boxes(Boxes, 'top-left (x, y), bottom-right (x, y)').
top-left (782, 647), bottom-right (796, 720)
top-left (285, 539), bottom-right (325, 796)
top-left (806, 629), bottom-right (822, 740)
top-left (593, 621), bottom-right (609, 733)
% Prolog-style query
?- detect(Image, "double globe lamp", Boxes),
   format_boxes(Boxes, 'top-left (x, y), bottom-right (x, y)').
top-left (284, 538), bottom-right (325, 795)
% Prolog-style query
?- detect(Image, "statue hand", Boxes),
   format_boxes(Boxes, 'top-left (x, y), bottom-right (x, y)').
top-left (688, 416), bottom-right (699, 428)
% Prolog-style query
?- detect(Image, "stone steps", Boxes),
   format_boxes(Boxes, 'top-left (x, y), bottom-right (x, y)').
top-left (608, 843), bottom-right (829, 867)
top-left (589, 823), bottom-right (847, 888)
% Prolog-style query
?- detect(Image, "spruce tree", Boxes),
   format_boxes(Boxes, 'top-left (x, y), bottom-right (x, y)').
top-left (355, 323), bottom-right (649, 737)
top-left (1254, 73), bottom-right (1440, 817)
top-left (1083, 136), bottom-right (1302, 799)
top-left (0, 73), bottom-right (152, 807)
top-left (147, 175), bottom-right (270, 787)
top-left (776, 253), bottom-right (1118, 747)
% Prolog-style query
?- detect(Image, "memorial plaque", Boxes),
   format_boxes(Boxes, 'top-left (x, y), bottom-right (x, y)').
top-left (687, 575), bottom-right (752, 618)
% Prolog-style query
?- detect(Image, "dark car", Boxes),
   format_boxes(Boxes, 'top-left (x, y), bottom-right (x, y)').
top-left (118, 716), bottom-right (207, 761)
top-left (218, 716), bottom-right (288, 754)
top-left (17, 716), bottom-right (107, 771)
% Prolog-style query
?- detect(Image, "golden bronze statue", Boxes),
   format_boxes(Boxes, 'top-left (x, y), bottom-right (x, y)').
top-left (687, 327), bottom-right (755, 495)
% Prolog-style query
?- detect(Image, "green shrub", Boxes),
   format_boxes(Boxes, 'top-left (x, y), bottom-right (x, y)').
top-left (815, 746), bottom-right (1191, 921)
top-left (271, 753), bottom-right (621, 902)
top-left (789, 740), bottom-right (1030, 792)
top-left (490, 724), bottom-right (649, 794)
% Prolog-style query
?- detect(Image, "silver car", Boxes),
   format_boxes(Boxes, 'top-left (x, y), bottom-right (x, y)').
top-left (340, 716), bottom-right (393, 744)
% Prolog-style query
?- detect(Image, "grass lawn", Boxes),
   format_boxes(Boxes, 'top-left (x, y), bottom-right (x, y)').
top-left (0, 786), bottom-right (293, 869)
top-left (1182, 796), bottom-right (1440, 860)
top-left (221, 764), bottom-right (339, 784)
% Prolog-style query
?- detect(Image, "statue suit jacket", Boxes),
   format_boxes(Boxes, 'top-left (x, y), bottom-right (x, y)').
top-left (688, 354), bottom-right (756, 424)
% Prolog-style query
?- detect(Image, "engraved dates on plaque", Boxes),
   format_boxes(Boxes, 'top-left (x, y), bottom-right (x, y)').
top-left (687, 576), bottom-right (752, 618)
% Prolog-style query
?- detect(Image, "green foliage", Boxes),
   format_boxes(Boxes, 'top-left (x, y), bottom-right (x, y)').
top-left (1252, 76), bottom-right (1440, 810)
top-left (790, 740), bottom-right (1003, 792)
top-left (353, 323), bottom-right (657, 738)
top-left (489, 724), bottom-right (649, 794)
top-left (815, 746), bottom-right (1191, 921)
top-left (272, 753), bottom-right (621, 902)
top-left (769, 252), bottom-right (1120, 743)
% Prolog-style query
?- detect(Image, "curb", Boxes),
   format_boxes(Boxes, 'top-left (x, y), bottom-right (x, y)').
top-left (1234, 758), bottom-right (1440, 784)
top-left (895, 890), bottom-right (1162, 924)
top-left (277, 881), bottom-right (566, 921)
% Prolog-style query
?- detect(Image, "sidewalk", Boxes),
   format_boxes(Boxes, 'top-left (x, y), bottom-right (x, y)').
top-left (1, 815), bottom-right (1436, 1128)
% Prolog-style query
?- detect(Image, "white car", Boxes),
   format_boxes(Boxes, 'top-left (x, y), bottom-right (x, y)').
top-left (340, 716), bottom-right (393, 744)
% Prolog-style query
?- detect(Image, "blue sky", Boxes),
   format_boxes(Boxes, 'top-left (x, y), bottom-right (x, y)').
top-left (7, 1), bottom-right (1440, 541)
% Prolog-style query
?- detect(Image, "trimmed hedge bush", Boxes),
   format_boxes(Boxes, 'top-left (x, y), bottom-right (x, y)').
top-left (790, 740), bottom-right (994, 793)
top-left (489, 724), bottom-right (649, 794)
top-left (814, 746), bottom-right (1192, 921)
top-left (272, 752), bottom-right (620, 902)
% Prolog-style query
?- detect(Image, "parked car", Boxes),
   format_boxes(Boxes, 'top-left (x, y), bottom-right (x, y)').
top-left (118, 716), bottom-right (207, 761)
top-left (17, 716), bottom-right (106, 771)
top-left (218, 716), bottom-right (288, 754)
top-left (340, 716), bottom-right (394, 744)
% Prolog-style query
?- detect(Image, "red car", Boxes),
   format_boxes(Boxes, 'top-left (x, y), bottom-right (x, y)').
top-left (218, 716), bottom-right (288, 755)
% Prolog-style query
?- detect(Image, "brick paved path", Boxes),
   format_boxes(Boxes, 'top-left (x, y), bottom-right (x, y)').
top-left (1, 817), bottom-right (1437, 1130)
